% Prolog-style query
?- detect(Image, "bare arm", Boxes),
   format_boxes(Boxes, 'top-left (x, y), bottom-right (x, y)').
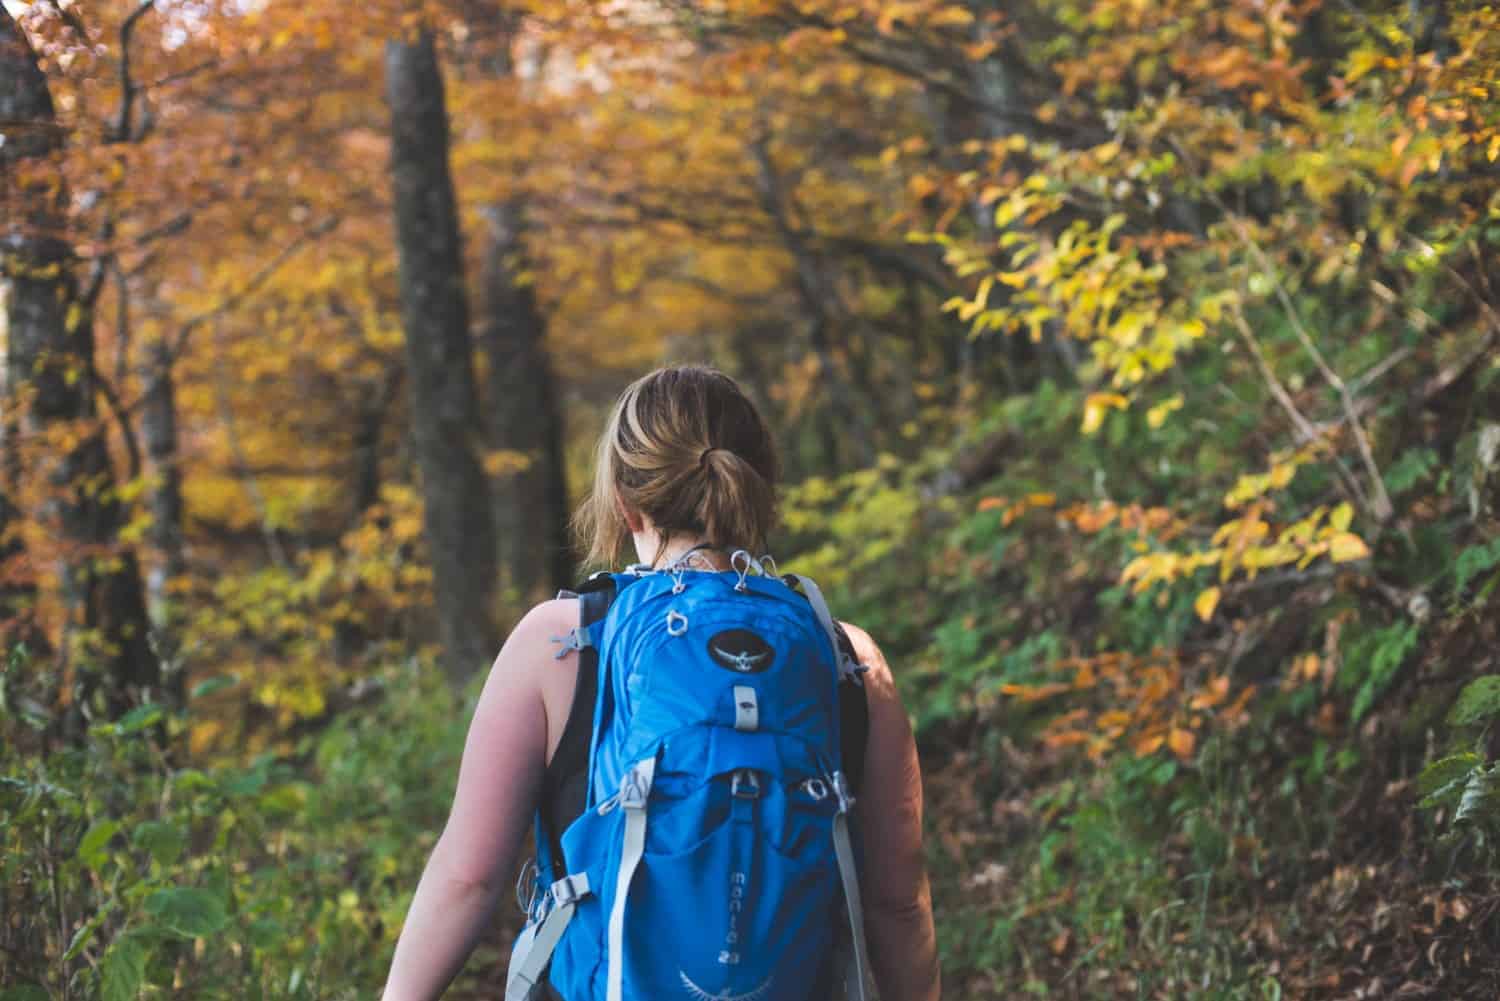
top-left (381, 600), bottom-right (573, 1001)
top-left (842, 622), bottom-right (941, 1001)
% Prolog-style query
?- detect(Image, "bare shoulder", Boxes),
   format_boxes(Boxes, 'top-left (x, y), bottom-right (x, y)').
top-left (479, 597), bottom-right (577, 692)
top-left (836, 620), bottom-right (892, 677)
top-left (513, 597), bottom-right (578, 643)
top-left (836, 620), bottom-right (899, 706)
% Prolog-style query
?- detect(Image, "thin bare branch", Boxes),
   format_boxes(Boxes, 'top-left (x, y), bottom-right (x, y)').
top-left (1228, 303), bottom-right (1373, 517)
top-left (166, 216), bottom-right (339, 360)
top-left (93, 366), bottom-right (142, 480)
top-left (1168, 135), bottom-right (1395, 522)
top-left (112, 1), bottom-right (157, 143)
top-left (209, 315), bottom-right (289, 570)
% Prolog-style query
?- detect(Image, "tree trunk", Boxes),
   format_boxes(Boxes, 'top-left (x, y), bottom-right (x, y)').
top-left (137, 332), bottom-right (186, 701)
top-left (1, 8), bottom-right (158, 722)
top-left (138, 336), bottom-right (184, 605)
top-left (480, 203), bottom-right (573, 600)
top-left (458, 5), bottom-right (575, 598)
top-left (385, 28), bottom-right (499, 686)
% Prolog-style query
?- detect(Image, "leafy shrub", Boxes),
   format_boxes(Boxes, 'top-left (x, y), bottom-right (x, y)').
top-left (1, 652), bottom-right (470, 1000)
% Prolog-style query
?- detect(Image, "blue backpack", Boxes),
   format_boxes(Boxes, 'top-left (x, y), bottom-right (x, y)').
top-left (505, 553), bottom-right (873, 1001)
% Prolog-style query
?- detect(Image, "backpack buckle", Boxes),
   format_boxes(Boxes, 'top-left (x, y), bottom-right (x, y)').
top-left (620, 758), bottom-right (656, 810)
top-left (731, 769), bottom-right (761, 799)
top-left (548, 873), bottom-right (591, 908)
top-left (831, 771), bottom-right (855, 813)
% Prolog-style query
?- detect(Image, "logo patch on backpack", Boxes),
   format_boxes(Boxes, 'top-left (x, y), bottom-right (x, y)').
top-left (679, 970), bottom-right (774, 1001)
top-left (707, 629), bottom-right (774, 674)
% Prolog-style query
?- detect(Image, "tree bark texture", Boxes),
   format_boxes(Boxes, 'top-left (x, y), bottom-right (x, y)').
top-left (139, 335), bottom-right (184, 614)
top-left (1, 9), bottom-right (158, 720)
top-left (385, 29), bottom-right (499, 685)
top-left (479, 204), bottom-right (574, 601)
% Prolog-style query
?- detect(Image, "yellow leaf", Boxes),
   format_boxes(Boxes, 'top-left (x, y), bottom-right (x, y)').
top-left (1328, 501), bottom-right (1354, 533)
top-left (929, 6), bottom-right (976, 28)
top-left (1146, 394), bottom-right (1184, 429)
top-left (1327, 532), bottom-right (1371, 563)
top-left (1195, 586), bottom-right (1221, 622)
top-left (1081, 392), bottom-right (1127, 435)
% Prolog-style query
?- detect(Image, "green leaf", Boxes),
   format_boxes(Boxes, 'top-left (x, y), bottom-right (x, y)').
top-left (78, 819), bottom-right (121, 867)
top-left (1417, 752), bottom-right (1481, 800)
top-left (220, 763), bottom-right (269, 798)
top-left (117, 704), bottom-right (164, 734)
top-left (1454, 538), bottom-right (1500, 598)
top-left (1383, 446), bottom-right (1438, 497)
top-left (100, 936), bottom-right (149, 1001)
top-left (144, 888), bottom-right (229, 938)
top-left (1456, 765), bottom-right (1500, 825)
top-left (64, 910), bottom-right (108, 962)
top-left (171, 769), bottom-right (216, 794)
top-left (131, 820), bottom-right (186, 867)
top-left (190, 675), bottom-right (240, 700)
top-left (1449, 677), bottom-right (1500, 728)
top-left (1343, 621), bottom-right (1420, 722)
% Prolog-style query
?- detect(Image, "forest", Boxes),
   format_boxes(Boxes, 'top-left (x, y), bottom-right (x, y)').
top-left (1, 0), bottom-right (1497, 997)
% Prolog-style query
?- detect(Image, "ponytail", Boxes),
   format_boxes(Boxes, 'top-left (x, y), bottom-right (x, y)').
top-left (574, 365), bottom-right (780, 568)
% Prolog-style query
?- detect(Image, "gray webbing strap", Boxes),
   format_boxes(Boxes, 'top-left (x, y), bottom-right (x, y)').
top-left (607, 757), bottom-right (655, 1001)
top-left (832, 772), bottom-right (870, 1001)
top-left (795, 574), bottom-right (862, 683)
top-left (505, 873), bottom-right (592, 1001)
top-left (551, 626), bottom-right (592, 660)
top-left (734, 685), bottom-right (759, 731)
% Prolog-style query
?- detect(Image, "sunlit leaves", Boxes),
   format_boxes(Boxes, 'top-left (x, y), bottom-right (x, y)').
top-left (1004, 649), bottom-right (1255, 763)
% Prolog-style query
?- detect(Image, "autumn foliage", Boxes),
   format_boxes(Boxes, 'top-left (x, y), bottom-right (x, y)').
top-left (2, 0), bottom-right (1499, 998)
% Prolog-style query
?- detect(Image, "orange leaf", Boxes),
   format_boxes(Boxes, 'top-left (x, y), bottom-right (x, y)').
top-left (1168, 728), bottom-right (1196, 759)
top-left (1134, 731), bottom-right (1165, 756)
top-left (1001, 682), bottom-right (1071, 702)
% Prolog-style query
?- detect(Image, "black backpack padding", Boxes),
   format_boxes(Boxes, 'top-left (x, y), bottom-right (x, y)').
top-left (538, 575), bottom-right (616, 872)
top-left (536, 574), bottom-right (870, 873)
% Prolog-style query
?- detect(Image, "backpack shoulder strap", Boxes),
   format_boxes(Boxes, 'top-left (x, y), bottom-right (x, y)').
top-left (782, 571), bottom-right (870, 796)
top-left (833, 621), bottom-right (870, 797)
top-left (537, 573), bottom-right (618, 874)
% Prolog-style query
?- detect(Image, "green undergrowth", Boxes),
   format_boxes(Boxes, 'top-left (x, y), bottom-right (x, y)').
top-left (0, 654), bottom-right (522, 1001)
top-left (782, 366), bottom-right (1500, 997)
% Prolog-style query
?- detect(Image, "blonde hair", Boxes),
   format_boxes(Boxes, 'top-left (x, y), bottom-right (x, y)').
top-left (574, 365), bottom-right (780, 568)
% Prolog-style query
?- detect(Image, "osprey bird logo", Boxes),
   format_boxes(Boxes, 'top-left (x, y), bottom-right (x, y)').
top-left (711, 644), bottom-right (770, 673)
top-left (706, 629), bottom-right (775, 675)
top-left (679, 971), bottom-right (775, 1001)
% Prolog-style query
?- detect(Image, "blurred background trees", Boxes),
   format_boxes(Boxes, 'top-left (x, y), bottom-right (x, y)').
top-left (2, 0), bottom-right (1497, 997)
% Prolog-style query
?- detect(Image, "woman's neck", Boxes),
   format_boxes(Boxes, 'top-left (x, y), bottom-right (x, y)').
top-left (640, 536), bottom-right (732, 571)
